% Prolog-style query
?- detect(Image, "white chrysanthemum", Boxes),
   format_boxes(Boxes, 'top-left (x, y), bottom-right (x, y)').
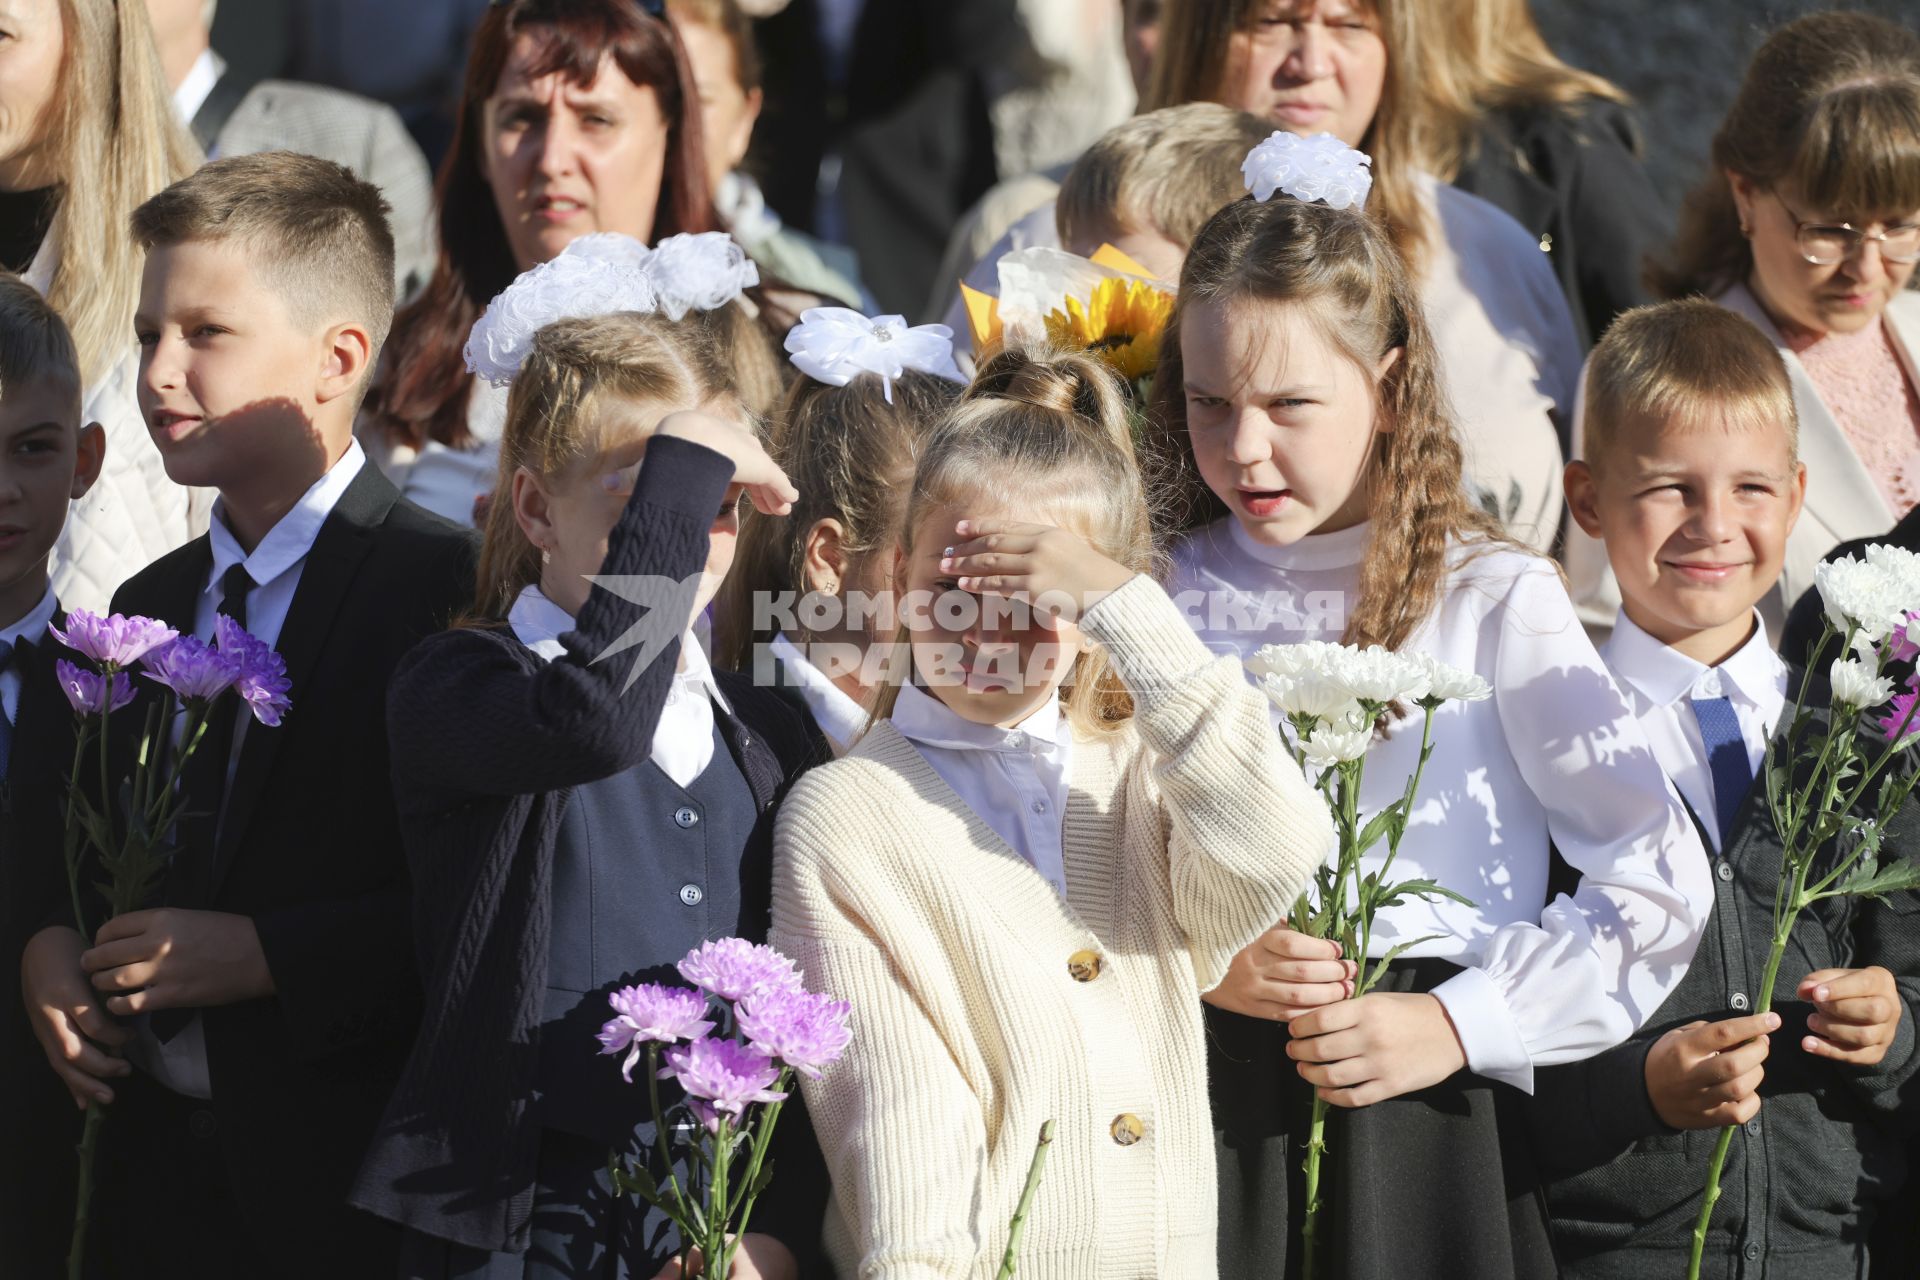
top-left (1816, 556), bottom-right (1909, 642)
top-left (1412, 652), bottom-right (1493, 703)
top-left (1259, 672), bottom-right (1365, 726)
top-left (1830, 657), bottom-right (1896, 710)
top-left (1334, 645), bottom-right (1430, 703)
top-left (783, 307), bottom-right (965, 403)
top-left (644, 231), bottom-right (760, 320)
top-left (1864, 543), bottom-right (1920, 600)
top-left (463, 236), bottom-right (657, 386)
top-left (1241, 131), bottom-right (1374, 210)
top-left (1302, 723), bottom-right (1373, 767)
top-left (1247, 640), bottom-right (1347, 681)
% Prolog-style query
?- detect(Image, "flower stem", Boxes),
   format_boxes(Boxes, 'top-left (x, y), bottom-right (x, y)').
top-left (1300, 1094), bottom-right (1329, 1280)
top-left (67, 1098), bottom-right (105, 1280)
top-left (1687, 860), bottom-right (1806, 1278)
top-left (709, 1115), bottom-right (732, 1276)
top-left (645, 1043), bottom-right (699, 1236)
top-left (995, 1120), bottom-right (1056, 1280)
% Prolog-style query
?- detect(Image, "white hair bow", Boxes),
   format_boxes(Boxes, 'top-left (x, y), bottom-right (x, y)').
top-left (784, 307), bottom-right (965, 403)
top-left (1241, 131), bottom-right (1374, 210)
top-left (463, 232), bottom-right (761, 386)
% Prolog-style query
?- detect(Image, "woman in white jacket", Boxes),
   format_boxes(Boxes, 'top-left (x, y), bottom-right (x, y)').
top-left (2, 0), bottom-right (204, 610)
top-left (1567, 12), bottom-right (1920, 643)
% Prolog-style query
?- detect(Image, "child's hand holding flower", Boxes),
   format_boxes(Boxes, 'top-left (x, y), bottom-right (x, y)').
top-left (1798, 966), bottom-right (1903, 1064)
top-left (1644, 1013), bottom-right (1776, 1130)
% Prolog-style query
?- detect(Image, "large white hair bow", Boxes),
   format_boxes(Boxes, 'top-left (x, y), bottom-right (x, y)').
top-left (784, 307), bottom-right (965, 403)
top-left (463, 231), bottom-right (761, 386)
top-left (1241, 131), bottom-right (1373, 210)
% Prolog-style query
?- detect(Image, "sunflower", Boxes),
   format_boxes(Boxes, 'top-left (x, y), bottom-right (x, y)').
top-left (1043, 277), bottom-right (1175, 383)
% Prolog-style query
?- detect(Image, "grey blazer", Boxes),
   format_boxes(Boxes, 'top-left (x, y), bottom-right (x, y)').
top-left (201, 77), bottom-right (437, 301)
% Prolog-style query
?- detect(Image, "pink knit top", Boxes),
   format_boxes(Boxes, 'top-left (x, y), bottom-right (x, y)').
top-left (1789, 316), bottom-right (1920, 515)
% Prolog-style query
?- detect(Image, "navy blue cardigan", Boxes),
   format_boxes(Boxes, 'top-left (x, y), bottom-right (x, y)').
top-left (351, 437), bottom-right (828, 1259)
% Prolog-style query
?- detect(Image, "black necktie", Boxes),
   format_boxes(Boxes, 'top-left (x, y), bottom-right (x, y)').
top-left (155, 566), bottom-right (254, 1039)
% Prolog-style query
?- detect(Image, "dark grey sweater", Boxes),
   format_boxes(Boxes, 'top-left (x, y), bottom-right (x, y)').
top-left (1527, 716), bottom-right (1920, 1279)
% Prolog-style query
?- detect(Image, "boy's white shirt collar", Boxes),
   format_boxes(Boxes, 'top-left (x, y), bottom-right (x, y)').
top-left (508, 583), bottom-right (730, 715)
top-left (172, 47), bottom-right (227, 126)
top-left (769, 631), bottom-right (866, 752)
top-left (207, 440), bottom-right (366, 597)
top-left (1604, 607), bottom-right (1787, 713)
top-left (0, 582), bottom-right (60, 727)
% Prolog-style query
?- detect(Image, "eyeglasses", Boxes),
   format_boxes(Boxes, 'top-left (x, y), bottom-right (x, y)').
top-left (1772, 193), bottom-right (1920, 266)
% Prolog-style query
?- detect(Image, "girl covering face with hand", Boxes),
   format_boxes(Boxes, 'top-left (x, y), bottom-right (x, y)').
top-left (769, 348), bottom-right (1332, 1280)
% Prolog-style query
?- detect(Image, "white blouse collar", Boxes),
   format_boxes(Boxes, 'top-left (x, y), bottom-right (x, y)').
top-left (769, 631), bottom-right (868, 752)
top-left (891, 680), bottom-right (1068, 756)
top-left (508, 583), bottom-right (729, 712)
top-left (1227, 515), bottom-right (1372, 572)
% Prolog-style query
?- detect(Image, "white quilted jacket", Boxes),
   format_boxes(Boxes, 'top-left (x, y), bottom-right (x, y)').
top-left (28, 240), bottom-right (209, 612)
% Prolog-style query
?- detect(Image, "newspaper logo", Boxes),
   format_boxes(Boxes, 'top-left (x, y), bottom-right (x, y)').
top-left (583, 573), bottom-right (706, 693)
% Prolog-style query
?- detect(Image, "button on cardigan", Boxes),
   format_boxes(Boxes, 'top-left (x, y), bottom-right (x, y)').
top-left (771, 574), bottom-right (1333, 1279)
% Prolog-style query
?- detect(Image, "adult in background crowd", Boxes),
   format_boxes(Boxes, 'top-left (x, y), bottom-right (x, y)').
top-left (144, 0), bottom-right (439, 299)
top-left (1420, 0), bottom-right (1668, 350)
top-left (284, 0), bottom-right (492, 163)
top-left (0, 0), bottom-right (202, 611)
top-left (749, 0), bottom-right (1022, 315)
top-left (665, 0), bottom-right (867, 307)
top-left (361, 0), bottom-right (723, 528)
top-left (1567, 12), bottom-right (1920, 641)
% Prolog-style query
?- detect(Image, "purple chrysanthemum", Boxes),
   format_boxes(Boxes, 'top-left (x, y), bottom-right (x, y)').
top-left (736, 986), bottom-right (852, 1080)
top-left (1892, 615), bottom-right (1920, 665)
top-left (659, 1037), bottom-right (787, 1120)
top-left (54, 660), bottom-right (134, 716)
top-left (597, 983), bottom-right (716, 1082)
top-left (142, 636), bottom-right (242, 704)
top-left (686, 1097), bottom-right (723, 1135)
top-left (213, 615), bottom-right (292, 726)
top-left (48, 611), bottom-right (177, 669)
top-left (676, 938), bottom-right (803, 1002)
top-left (1879, 687), bottom-right (1920, 745)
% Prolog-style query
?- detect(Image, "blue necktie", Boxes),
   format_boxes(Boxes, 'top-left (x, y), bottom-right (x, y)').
top-left (1690, 695), bottom-right (1754, 847)
top-left (0, 638), bottom-right (15, 781)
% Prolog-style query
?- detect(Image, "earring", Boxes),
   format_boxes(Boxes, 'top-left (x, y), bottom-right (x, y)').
top-left (822, 578), bottom-right (838, 594)
top-left (540, 546), bottom-right (552, 565)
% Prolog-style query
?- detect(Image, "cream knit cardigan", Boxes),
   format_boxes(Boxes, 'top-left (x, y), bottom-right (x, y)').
top-left (771, 576), bottom-right (1333, 1279)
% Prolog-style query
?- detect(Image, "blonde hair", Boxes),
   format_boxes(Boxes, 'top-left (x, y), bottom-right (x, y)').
top-left (42, 0), bottom-right (200, 386)
top-left (714, 369), bottom-right (960, 669)
top-left (131, 153), bottom-right (398, 383)
top-left (1653, 12), bottom-right (1920, 300)
top-left (688, 301), bottom-right (788, 422)
top-left (1410, 0), bottom-right (1630, 184)
top-left (473, 312), bottom-right (736, 619)
top-left (0, 271), bottom-right (82, 408)
top-left (1143, 0), bottom-right (1436, 269)
top-left (1149, 196), bottom-right (1514, 653)
top-left (1582, 299), bottom-right (1797, 473)
top-left (1056, 103), bottom-right (1272, 251)
top-left (877, 348), bottom-right (1160, 737)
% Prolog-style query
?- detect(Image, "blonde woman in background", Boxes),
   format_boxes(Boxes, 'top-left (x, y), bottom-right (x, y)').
top-left (0, 0), bottom-right (204, 610)
top-left (1412, 0), bottom-right (1668, 349)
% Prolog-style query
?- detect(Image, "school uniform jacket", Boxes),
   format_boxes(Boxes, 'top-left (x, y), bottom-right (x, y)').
top-left (1, 613), bottom-right (83, 1275)
top-left (352, 436), bottom-right (830, 1262)
top-left (1527, 700), bottom-right (1920, 1278)
top-left (102, 463), bottom-right (476, 1267)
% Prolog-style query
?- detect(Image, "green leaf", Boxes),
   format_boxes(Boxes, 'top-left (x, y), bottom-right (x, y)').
top-left (1837, 856), bottom-right (1920, 901)
top-left (1364, 934), bottom-right (1450, 988)
top-left (1374, 878), bottom-right (1477, 910)
top-left (1355, 809), bottom-right (1397, 855)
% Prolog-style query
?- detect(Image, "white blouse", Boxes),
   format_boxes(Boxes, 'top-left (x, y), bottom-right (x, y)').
top-left (1603, 609), bottom-right (1787, 854)
top-left (1168, 516), bottom-right (1713, 1092)
top-left (360, 375), bottom-right (508, 528)
top-left (889, 681), bottom-right (1073, 896)
top-left (769, 631), bottom-right (870, 754)
top-left (509, 584), bottom-right (728, 789)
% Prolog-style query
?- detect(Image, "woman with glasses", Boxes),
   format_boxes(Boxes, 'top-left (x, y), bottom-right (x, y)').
top-left (1567, 11), bottom-right (1920, 640)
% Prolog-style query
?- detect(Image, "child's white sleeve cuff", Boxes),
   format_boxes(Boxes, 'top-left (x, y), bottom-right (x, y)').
top-left (1432, 966), bottom-right (1535, 1094)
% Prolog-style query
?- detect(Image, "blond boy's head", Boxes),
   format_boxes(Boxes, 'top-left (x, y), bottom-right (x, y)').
top-left (130, 152), bottom-right (395, 502)
top-left (1055, 103), bottom-right (1270, 280)
top-left (1568, 299), bottom-right (1806, 663)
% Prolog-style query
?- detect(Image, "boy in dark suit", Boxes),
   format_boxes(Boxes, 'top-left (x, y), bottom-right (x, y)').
top-left (1539, 298), bottom-right (1919, 1275)
top-left (0, 274), bottom-right (106, 1274)
top-left (19, 151), bottom-right (475, 1278)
